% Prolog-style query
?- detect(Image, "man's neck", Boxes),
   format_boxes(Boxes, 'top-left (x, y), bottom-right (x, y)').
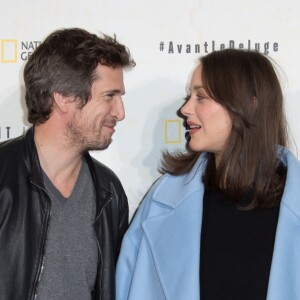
top-left (34, 123), bottom-right (83, 198)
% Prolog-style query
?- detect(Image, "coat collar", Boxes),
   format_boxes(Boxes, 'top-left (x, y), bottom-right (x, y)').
top-left (267, 147), bottom-right (300, 299)
top-left (152, 153), bottom-right (207, 208)
top-left (276, 147), bottom-right (300, 215)
top-left (141, 154), bottom-right (207, 298)
top-left (24, 127), bottom-right (46, 189)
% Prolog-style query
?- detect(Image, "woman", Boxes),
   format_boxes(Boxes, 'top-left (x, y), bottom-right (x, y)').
top-left (116, 49), bottom-right (300, 300)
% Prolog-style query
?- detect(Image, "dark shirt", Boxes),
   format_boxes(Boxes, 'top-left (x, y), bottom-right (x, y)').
top-left (200, 189), bottom-right (280, 300)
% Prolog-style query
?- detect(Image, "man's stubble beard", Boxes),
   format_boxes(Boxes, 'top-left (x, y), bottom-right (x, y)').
top-left (66, 117), bottom-right (112, 154)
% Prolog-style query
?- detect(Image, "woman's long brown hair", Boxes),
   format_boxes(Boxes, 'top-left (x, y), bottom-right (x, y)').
top-left (160, 49), bottom-right (288, 209)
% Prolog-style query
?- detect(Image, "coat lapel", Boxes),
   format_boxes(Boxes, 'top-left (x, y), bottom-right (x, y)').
top-left (267, 149), bottom-right (300, 299)
top-left (141, 156), bottom-right (206, 299)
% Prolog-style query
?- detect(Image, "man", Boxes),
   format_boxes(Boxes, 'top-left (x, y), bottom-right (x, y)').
top-left (0, 28), bottom-right (135, 300)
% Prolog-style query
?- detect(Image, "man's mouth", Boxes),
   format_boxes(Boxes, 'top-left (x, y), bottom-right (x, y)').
top-left (102, 123), bottom-right (116, 133)
top-left (103, 121), bottom-right (116, 129)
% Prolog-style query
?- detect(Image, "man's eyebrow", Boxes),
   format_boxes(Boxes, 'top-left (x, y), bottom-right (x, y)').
top-left (102, 89), bottom-right (126, 95)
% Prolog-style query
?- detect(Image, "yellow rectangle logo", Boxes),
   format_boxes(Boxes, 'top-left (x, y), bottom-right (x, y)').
top-left (164, 119), bottom-right (182, 144)
top-left (1, 40), bottom-right (18, 63)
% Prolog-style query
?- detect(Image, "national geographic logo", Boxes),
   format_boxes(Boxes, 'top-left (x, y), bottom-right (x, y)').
top-left (164, 119), bottom-right (183, 144)
top-left (159, 40), bottom-right (279, 55)
top-left (1, 40), bottom-right (17, 63)
top-left (0, 39), bottom-right (41, 63)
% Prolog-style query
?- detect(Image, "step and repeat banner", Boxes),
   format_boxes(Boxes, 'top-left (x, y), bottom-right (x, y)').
top-left (1, 0), bottom-right (299, 217)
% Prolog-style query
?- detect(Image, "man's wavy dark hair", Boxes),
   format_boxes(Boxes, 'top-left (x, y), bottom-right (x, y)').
top-left (24, 28), bottom-right (135, 124)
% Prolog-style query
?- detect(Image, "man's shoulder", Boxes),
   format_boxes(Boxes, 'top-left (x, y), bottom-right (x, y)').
top-left (91, 156), bottom-right (119, 179)
top-left (86, 154), bottom-right (125, 192)
top-left (0, 135), bottom-right (27, 190)
top-left (0, 135), bottom-right (25, 160)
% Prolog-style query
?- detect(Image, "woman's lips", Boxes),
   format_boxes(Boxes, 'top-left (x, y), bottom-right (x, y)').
top-left (186, 123), bottom-right (202, 135)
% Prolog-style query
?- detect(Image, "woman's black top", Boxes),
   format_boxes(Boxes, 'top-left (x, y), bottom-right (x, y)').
top-left (200, 189), bottom-right (280, 300)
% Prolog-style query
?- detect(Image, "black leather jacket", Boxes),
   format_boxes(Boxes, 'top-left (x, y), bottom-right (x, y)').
top-left (0, 128), bottom-right (129, 300)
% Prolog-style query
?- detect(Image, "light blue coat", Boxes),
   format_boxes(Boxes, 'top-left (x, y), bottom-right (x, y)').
top-left (116, 148), bottom-right (300, 300)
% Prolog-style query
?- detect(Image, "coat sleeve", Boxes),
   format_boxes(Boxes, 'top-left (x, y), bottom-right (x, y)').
top-left (117, 189), bottom-right (129, 254)
top-left (115, 234), bottom-right (139, 299)
top-left (115, 178), bottom-right (161, 300)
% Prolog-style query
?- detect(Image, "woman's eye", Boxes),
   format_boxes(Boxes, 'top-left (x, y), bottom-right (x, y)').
top-left (196, 95), bottom-right (205, 101)
top-left (184, 95), bottom-right (191, 102)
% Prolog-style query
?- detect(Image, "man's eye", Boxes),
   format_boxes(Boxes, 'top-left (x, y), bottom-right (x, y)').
top-left (106, 94), bottom-right (114, 99)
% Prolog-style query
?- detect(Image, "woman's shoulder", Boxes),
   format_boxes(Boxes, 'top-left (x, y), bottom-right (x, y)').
top-left (278, 147), bottom-right (300, 219)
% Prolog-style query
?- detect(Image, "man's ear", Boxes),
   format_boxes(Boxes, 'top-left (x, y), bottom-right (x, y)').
top-left (52, 92), bottom-right (72, 113)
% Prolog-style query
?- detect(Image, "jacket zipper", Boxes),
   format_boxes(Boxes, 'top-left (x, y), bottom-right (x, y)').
top-left (29, 180), bottom-right (52, 300)
top-left (93, 194), bottom-right (113, 300)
